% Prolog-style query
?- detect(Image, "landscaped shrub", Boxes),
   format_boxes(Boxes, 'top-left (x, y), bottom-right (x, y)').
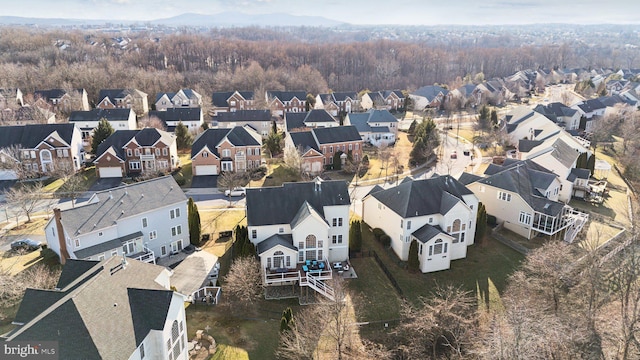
top-left (372, 228), bottom-right (385, 241)
top-left (487, 215), bottom-right (497, 226)
top-left (249, 166), bottom-right (267, 180)
top-left (380, 234), bottom-right (391, 247)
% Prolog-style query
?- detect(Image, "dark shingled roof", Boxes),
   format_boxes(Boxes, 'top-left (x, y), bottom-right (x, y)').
top-left (285, 113), bottom-right (308, 131)
top-left (331, 91), bottom-right (358, 102)
top-left (148, 108), bottom-right (202, 123)
top-left (34, 88), bottom-right (84, 101)
top-left (246, 180), bottom-right (350, 227)
top-left (13, 289), bottom-right (66, 325)
top-left (368, 175), bottom-right (473, 218)
top-left (412, 85), bottom-right (449, 100)
top-left (534, 102), bottom-right (578, 119)
top-left (267, 90), bottom-right (307, 102)
top-left (56, 259), bottom-right (101, 289)
top-left (549, 138), bottom-right (580, 168)
top-left (95, 128), bottom-right (174, 161)
top-left (289, 131), bottom-right (320, 153)
top-left (69, 108), bottom-right (132, 122)
top-left (313, 126), bottom-right (361, 144)
top-left (216, 109), bottom-right (271, 122)
top-left (568, 168), bottom-right (591, 181)
top-left (128, 288), bottom-right (173, 346)
top-left (0, 123), bottom-right (76, 149)
top-left (412, 224), bottom-right (446, 244)
top-left (190, 126), bottom-right (259, 159)
top-left (256, 234), bottom-right (296, 254)
top-left (457, 172), bottom-right (482, 185)
top-left (12, 300), bottom-right (101, 360)
top-left (477, 160), bottom-right (564, 216)
top-left (363, 109), bottom-right (398, 123)
top-left (211, 91), bottom-right (255, 107)
top-left (73, 231), bottom-right (143, 259)
top-left (285, 110), bottom-right (338, 131)
top-left (518, 139), bottom-right (544, 153)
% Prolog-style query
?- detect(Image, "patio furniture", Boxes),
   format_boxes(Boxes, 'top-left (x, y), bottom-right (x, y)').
top-left (318, 262), bottom-right (325, 270)
top-left (302, 265), bottom-right (309, 272)
top-left (333, 262), bottom-right (343, 270)
top-left (306, 260), bottom-right (311, 266)
top-left (312, 260), bottom-right (318, 267)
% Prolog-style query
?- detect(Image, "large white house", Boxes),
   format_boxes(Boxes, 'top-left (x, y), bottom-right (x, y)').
top-left (246, 179), bottom-right (350, 301)
top-left (344, 109), bottom-right (398, 147)
top-left (45, 176), bottom-right (189, 265)
top-left (4, 257), bottom-right (188, 360)
top-left (69, 108), bottom-right (137, 143)
top-left (362, 176), bottom-right (479, 273)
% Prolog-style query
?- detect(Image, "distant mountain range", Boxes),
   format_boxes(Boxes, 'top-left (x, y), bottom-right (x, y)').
top-left (0, 12), bottom-right (346, 27)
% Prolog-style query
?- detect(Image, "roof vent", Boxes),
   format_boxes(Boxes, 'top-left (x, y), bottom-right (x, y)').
top-left (141, 193), bottom-right (144, 198)
top-left (121, 210), bottom-right (125, 214)
top-left (109, 191), bottom-right (113, 200)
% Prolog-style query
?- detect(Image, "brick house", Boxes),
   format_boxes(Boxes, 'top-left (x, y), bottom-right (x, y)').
top-left (97, 89), bottom-right (149, 116)
top-left (33, 88), bottom-right (90, 113)
top-left (211, 91), bottom-right (256, 116)
top-left (93, 128), bottom-right (178, 178)
top-left (267, 91), bottom-right (307, 117)
top-left (191, 127), bottom-right (262, 176)
top-left (285, 126), bottom-right (363, 174)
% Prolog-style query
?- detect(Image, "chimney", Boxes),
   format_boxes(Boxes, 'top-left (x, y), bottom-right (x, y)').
top-left (314, 177), bottom-right (322, 192)
top-left (53, 208), bottom-right (70, 265)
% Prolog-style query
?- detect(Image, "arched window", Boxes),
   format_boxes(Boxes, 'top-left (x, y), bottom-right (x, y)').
top-left (447, 219), bottom-right (466, 243)
top-left (305, 235), bottom-right (316, 248)
top-left (273, 250), bottom-right (284, 268)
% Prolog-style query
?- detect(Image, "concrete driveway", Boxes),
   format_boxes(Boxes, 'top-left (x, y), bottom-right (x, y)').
top-left (168, 250), bottom-right (219, 296)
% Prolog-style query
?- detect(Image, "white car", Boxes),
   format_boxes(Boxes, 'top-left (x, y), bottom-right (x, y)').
top-left (224, 187), bottom-right (246, 197)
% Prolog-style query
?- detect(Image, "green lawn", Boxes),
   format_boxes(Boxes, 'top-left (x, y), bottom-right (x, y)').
top-left (262, 165), bottom-right (302, 187)
top-left (348, 257), bottom-right (402, 323)
top-left (359, 223), bottom-right (525, 307)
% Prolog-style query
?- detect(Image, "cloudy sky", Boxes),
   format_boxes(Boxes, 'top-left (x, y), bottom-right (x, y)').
top-left (3, 0), bottom-right (640, 25)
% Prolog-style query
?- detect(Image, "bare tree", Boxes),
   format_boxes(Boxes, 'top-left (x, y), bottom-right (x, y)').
top-left (277, 305), bottom-right (325, 360)
top-left (137, 115), bottom-right (167, 130)
top-left (51, 161), bottom-right (85, 208)
top-left (217, 170), bottom-right (248, 206)
top-left (222, 256), bottom-right (263, 312)
top-left (4, 181), bottom-right (44, 224)
top-left (0, 145), bottom-right (33, 179)
top-left (0, 264), bottom-right (61, 310)
top-left (283, 145), bottom-right (306, 177)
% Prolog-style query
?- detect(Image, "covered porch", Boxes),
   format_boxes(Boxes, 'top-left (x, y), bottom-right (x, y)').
top-left (531, 205), bottom-right (588, 243)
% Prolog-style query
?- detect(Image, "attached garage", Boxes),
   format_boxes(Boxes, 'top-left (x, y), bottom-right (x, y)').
top-left (98, 166), bottom-right (123, 178)
top-left (196, 165), bottom-right (218, 176)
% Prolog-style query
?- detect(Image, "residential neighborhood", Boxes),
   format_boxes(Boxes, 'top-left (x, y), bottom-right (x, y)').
top-left (2, 17), bottom-right (640, 360)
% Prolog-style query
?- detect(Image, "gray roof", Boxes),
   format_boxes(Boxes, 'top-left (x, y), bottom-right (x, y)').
top-left (191, 127), bottom-right (260, 158)
top-left (267, 90), bottom-right (307, 102)
top-left (285, 110), bottom-right (338, 131)
top-left (246, 180), bottom-right (350, 227)
top-left (211, 91), bottom-right (254, 107)
top-left (34, 88), bottom-right (84, 101)
top-left (73, 231), bottom-right (143, 259)
top-left (216, 110), bottom-right (271, 122)
top-left (534, 102), bottom-right (578, 118)
top-left (368, 175), bottom-right (473, 218)
top-left (518, 139), bottom-right (544, 153)
top-left (549, 138), bottom-right (580, 168)
top-left (95, 128), bottom-right (175, 161)
top-left (98, 88), bottom-right (146, 103)
top-left (8, 257), bottom-right (172, 360)
top-left (256, 234), bottom-right (296, 254)
top-left (56, 259), bottom-right (101, 289)
top-left (412, 85), bottom-right (449, 101)
top-left (363, 109), bottom-right (398, 123)
top-left (155, 88), bottom-right (200, 102)
top-left (69, 109), bottom-right (132, 122)
top-left (290, 201), bottom-right (328, 229)
top-left (285, 113), bottom-right (308, 131)
top-left (331, 91), bottom-right (358, 102)
top-left (148, 107), bottom-right (201, 123)
top-left (477, 160), bottom-right (564, 216)
top-left (57, 176), bottom-right (186, 237)
top-left (568, 168), bottom-right (591, 181)
top-left (290, 131), bottom-right (320, 153)
top-left (457, 172), bottom-right (482, 185)
top-left (313, 126), bottom-right (361, 144)
top-left (0, 123), bottom-right (76, 149)
top-left (412, 224), bottom-right (445, 244)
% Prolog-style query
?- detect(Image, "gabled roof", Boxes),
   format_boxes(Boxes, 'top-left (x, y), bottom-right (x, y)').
top-left (55, 176), bottom-right (186, 237)
top-left (548, 138), bottom-right (580, 168)
top-left (148, 108), bottom-right (202, 123)
top-left (246, 180), bottom-right (350, 227)
top-left (534, 102), bottom-right (578, 119)
top-left (568, 168), bottom-right (591, 181)
top-left (69, 109), bottom-right (133, 122)
top-left (457, 172), bottom-right (482, 185)
top-left (98, 88), bottom-right (147, 103)
top-left (290, 201), bottom-right (328, 229)
top-left (191, 127), bottom-right (259, 158)
top-left (576, 98), bottom-right (606, 113)
top-left (382, 90), bottom-right (405, 99)
top-left (7, 257), bottom-right (173, 360)
top-left (256, 234), bottom-right (296, 254)
top-left (211, 91), bottom-right (255, 107)
top-left (155, 88), bottom-right (201, 103)
top-left (285, 113), bottom-right (308, 131)
top-left (411, 85), bottom-right (449, 101)
top-left (267, 90), bottom-right (307, 102)
top-left (518, 139), bottom-right (544, 153)
top-left (348, 114), bottom-right (391, 134)
top-left (34, 88), bottom-right (84, 101)
top-left (331, 91), bottom-right (358, 102)
top-left (285, 110), bottom-right (338, 131)
top-left (477, 160), bottom-right (564, 216)
top-left (216, 110), bottom-right (271, 122)
top-left (412, 224), bottom-right (446, 244)
top-left (289, 131), bottom-right (320, 153)
top-left (363, 109), bottom-right (398, 123)
top-left (0, 123), bottom-right (76, 149)
top-left (367, 175), bottom-right (473, 218)
top-left (56, 259), bottom-right (101, 289)
top-left (95, 128), bottom-right (175, 161)
top-left (313, 126), bottom-right (361, 144)
top-left (367, 91), bottom-right (385, 104)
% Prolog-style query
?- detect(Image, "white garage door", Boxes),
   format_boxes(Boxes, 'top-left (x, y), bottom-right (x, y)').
top-left (99, 166), bottom-right (123, 178)
top-left (197, 165), bottom-right (218, 176)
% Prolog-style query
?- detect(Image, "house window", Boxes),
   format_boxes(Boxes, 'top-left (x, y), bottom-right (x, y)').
top-left (333, 218), bottom-right (338, 227)
top-left (497, 191), bottom-right (511, 202)
top-left (330, 146), bottom-right (333, 153)
top-left (419, 244), bottom-right (423, 255)
top-left (279, 227), bottom-right (284, 233)
top-left (122, 240), bottom-right (135, 254)
top-left (142, 218), bottom-right (148, 228)
top-left (130, 161), bottom-right (141, 170)
top-left (163, 148), bottom-right (168, 156)
top-left (171, 225), bottom-right (182, 236)
top-left (149, 230), bottom-right (157, 240)
top-left (429, 218), bottom-right (433, 224)
top-left (111, 250), bottom-right (118, 257)
top-left (222, 149), bottom-right (231, 157)
top-left (448, 219), bottom-right (465, 243)
top-left (298, 251), bottom-right (304, 262)
top-left (252, 230), bottom-right (257, 239)
top-left (127, 149), bottom-right (132, 157)
top-left (255, 148), bottom-right (260, 156)
top-left (202, 152), bottom-right (208, 158)
top-left (140, 343), bottom-right (145, 359)
top-left (431, 239), bottom-right (447, 256)
top-left (407, 221), bottom-right (411, 230)
top-left (170, 208), bottom-right (180, 219)
top-left (338, 218), bottom-right (343, 226)
top-left (355, 143), bottom-right (359, 150)
top-left (161, 246), bottom-right (167, 256)
top-left (519, 211), bottom-right (532, 225)
top-left (75, 239), bottom-right (80, 248)
top-left (338, 235), bottom-right (343, 244)
top-left (134, 148), bottom-right (140, 156)
top-left (155, 148), bottom-right (161, 156)
top-left (98, 232), bottom-right (103, 237)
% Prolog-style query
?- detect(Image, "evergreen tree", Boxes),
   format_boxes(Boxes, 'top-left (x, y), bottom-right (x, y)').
top-left (477, 105), bottom-right (491, 131)
top-left (200, 122), bottom-right (209, 131)
top-left (408, 119), bottom-right (418, 136)
top-left (90, 118), bottom-right (114, 154)
top-left (576, 152), bottom-right (588, 169)
top-left (188, 197), bottom-right (201, 246)
top-left (475, 202), bottom-right (487, 243)
top-left (175, 121), bottom-right (192, 150)
top-left (333, 151), bottom-right (343, 170)
top-left (263, 130), bottom-right (282, 158)
top-left (408, 240), bottom-right (420, 273)
top-left (349, 220), bottom-right (362, 253)
top-left (409, 118), bottom-right (439, 165)
top-left (587, 154), bottom-right (596, 175)
top-left (490, 110), bottom-right (498, 128)
top-left (280, 307), bottom-right (295, 332)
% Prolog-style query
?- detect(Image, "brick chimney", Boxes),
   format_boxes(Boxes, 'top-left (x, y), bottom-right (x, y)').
top-left (53, 208), bottom-right (69, 265)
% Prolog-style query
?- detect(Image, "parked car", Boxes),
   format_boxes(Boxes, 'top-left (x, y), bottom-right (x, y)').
top-left (450, 151), bottom-right (458, 159)
top-left (224, 187), bottom-right (246, 197)
top-left (11, 238), bottom-right (43, 252)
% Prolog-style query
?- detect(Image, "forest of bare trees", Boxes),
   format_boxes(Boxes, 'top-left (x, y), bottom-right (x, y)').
top-left (0, 26), bottom-right (638, 108)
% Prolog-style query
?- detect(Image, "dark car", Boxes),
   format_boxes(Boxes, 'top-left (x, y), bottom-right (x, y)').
top-left (10, 238), bottom-right (43, 252)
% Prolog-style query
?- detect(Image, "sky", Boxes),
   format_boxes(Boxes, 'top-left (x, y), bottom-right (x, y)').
top-left (3, 0), bottom-right (640, 25)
